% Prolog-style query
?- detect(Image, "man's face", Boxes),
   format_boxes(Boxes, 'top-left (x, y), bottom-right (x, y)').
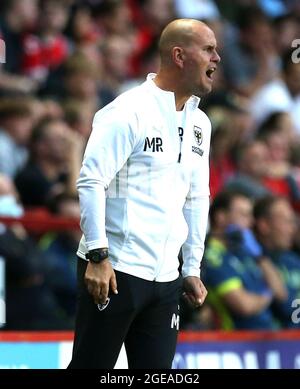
top-left (241, 142), bottom-right (269, 178)
top-left (15, 0), bottom-right (39, 28)
top-left (7, 115), bottom-right (33, 145)
top-left (266, 200), bottom-right (296, 250)
top-left (228, 196), bottom-right (253, 230)
top-left (183, 26), bottom-right (220, 96)
top-left (42, 122), bottom-right (70, 163)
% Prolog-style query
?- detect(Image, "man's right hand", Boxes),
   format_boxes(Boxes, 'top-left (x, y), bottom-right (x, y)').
top-left (84, 260), bottom-right (118, 304)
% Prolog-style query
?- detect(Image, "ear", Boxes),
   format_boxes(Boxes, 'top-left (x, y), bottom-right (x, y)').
top-left (172, 47), bottom-right (185, 68)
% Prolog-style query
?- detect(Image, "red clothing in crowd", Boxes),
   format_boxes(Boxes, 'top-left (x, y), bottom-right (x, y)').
top-left (21, 33), bottom-right (69, 80)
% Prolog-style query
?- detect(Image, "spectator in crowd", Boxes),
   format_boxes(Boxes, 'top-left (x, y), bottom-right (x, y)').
top-left (39, 193), bottom-right (80, 321)
top-left (15, 118), bottom-right (84, 206)
top-left (221, 6), bottom-right (279, 97)
top-left (257, 111), bottom-right (296, 145)
top-left (99, 35), bottom-right (134, 105)
top-left (257, 120), bottom-right (300, 204)
top-left (129, 0), bottom-right (176, 77)
top-left (63, 99), bottom-right (93, 140)
top-left (250, 48), bottom-right (300, 135)
top-left (119, 38), bottom-right (160, 94)
top-left (0, 173), bottom-right (69, 329)
top-left (205, 91), bottom-right (253, 198)
top-left (0, 0), bottom-right (39, 95)
top-left (203, 190), bottom-right (285, 329)
top-left (93, 0), bottom-right (134, 38)
top-left (202, 90), bottom-right (253, 142)
top-left (254, 196), bottom-right (300, 328)
top-left (225, 140), bottom-right (273, 200)
top-left (0, 98), bottom-right (34, 178)
top-left (21, 0), bottom-right (70, 84)
top-left (65, 4), bottom-right (101, 68)
top-left (68, 3), bottom-right (100, 47)
top-left (209, 126), bottom-right (236, 199)
top-left (258, 121), bottom-right (291, 178)
top-left (29, 97), bottom-right (64, 125)
top-left (42, 52), bottom-right (100, 114)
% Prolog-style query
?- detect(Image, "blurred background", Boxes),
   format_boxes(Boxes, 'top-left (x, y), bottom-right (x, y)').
top-left (0, 0), bottom-right (300, 369)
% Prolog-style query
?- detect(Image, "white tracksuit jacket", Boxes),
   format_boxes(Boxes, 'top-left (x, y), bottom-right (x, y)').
top-left (77, 73), bottom-right (211, 282)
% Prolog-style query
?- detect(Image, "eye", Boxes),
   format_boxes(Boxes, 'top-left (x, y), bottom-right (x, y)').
top-left (204, 46), bottom-right (215, 53)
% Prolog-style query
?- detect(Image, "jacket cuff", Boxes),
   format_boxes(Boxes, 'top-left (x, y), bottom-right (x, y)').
top-left (181, 266), bottom-right (201, 279)
top-left (85, 238), bottom-right (109, 251)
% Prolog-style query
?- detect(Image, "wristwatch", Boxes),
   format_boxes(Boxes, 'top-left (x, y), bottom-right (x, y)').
top-left (86, 248), bottom-right (109, 263)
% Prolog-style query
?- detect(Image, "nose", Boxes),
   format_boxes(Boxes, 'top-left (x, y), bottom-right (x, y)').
top-left (213, 49), bottom-right (221, 64)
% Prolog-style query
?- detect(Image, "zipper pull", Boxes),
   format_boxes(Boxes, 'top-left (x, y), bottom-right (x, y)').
top-left (177, 152), bottom-right (181, 163)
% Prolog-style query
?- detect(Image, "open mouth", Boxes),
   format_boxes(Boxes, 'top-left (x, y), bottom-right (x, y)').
top-left (206, 67), bottom-right (216, 80)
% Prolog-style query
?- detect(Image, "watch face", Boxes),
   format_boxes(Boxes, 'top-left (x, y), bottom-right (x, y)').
top-left (86, 249), bottom-right (108, 263)
top-left (90, 252), bottom-right (101, 263)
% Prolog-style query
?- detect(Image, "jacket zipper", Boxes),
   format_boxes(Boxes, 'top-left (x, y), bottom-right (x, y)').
top-left (178, 126), bottom-right (183, 163)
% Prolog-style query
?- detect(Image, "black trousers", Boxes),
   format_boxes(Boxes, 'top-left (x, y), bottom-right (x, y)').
top-left (68, 258), bottom-right (182, 369)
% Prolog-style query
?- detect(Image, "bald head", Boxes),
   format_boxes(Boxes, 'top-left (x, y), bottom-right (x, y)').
top-left (155, 18), bottom-right (220, 106)
top-left (158, 19), bottom-right (211, 64)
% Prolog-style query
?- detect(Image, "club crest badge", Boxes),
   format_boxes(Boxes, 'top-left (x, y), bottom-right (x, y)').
top-left (193, 126), bottom-right (203, 146)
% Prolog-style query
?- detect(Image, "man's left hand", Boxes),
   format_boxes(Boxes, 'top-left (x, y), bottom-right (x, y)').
top-left (182, 276), bottom-right (207, 308)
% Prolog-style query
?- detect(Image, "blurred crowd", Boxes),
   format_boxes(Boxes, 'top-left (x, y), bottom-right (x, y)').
top-left (0, 0), bottom-right (300, 331)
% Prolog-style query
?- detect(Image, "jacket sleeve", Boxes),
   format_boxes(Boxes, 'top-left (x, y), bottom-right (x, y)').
top-left (76, 105), bottom-right (140, 251)
top-left (182, 193), bottom-right (210, 278)
top-left (181, 118), bottom-right (211, 278)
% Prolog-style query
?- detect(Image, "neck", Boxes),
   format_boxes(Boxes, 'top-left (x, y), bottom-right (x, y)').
top-left (154, 71), bottom-right (191, 111)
